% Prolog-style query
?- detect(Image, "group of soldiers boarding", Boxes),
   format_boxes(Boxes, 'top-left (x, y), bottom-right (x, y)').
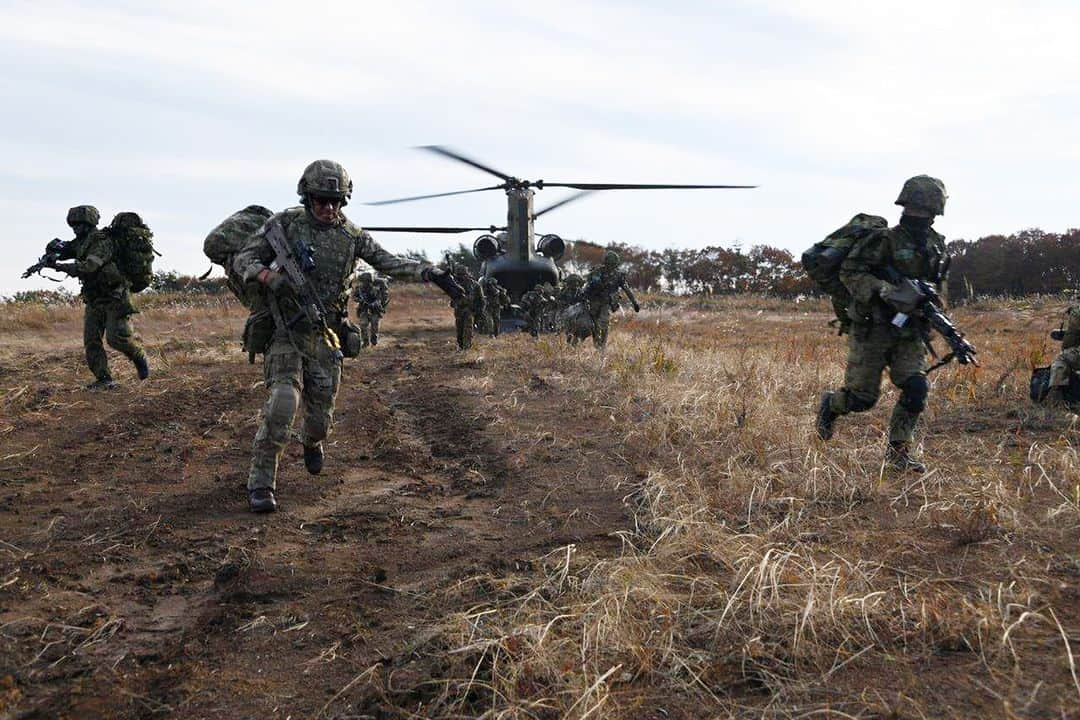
top-left (22, 164), bottom-right (1080, 512)
top-left (443, 250), bottom-right (640, 350)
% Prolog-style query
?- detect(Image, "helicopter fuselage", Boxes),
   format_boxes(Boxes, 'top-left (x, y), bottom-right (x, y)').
top-left (481, 186), bottom-right (559, 302)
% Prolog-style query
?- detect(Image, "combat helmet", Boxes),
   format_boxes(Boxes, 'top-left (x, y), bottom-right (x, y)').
top-left (356, 270), bottom-right (374, 285)
top-left (297, 160), bottom-right (353, 205)
top-left (895, 175), bottom-right (947, 216)
top-left (66, 205), bottom-right (100, 228)
top-left (602, 250), bottom-right (621, 268)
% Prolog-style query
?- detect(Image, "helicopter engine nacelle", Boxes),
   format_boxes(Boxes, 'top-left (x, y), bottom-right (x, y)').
top-left (473, 234), bottom-right (501, 261)
top-left (536, 234), bottom-right (565, 261)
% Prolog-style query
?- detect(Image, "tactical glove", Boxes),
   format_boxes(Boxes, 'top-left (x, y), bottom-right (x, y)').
top-left (257, 268), bottom-right (290, 295)
top-left (880, 280), bottom-right (926, 315)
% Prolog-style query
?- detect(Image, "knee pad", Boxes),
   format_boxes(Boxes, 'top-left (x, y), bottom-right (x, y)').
top-left (843, 389), bottom-right (878, 413)
top-left (898, 375), bottom-right (929, 413)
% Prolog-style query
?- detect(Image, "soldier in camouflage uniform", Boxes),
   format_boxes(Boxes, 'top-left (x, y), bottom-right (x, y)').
top-left (450, 265), bottom-right (483, 350)
top-left (480, 275), bottom-right (509, 337)
top-left (352, 271), bottom-right (389, 347)
top-left (1046, 303), bottom-right (1080, 408)
top-left (581, 251), bottom-right (640, 348)
top-left (816, 176), bottom-right (951, 472)
top-left (234, 160), bottom-right (452, 512)
top-left (50, 205), bottom-right (150, 389)
top-left (519, 285), bottom-right (544, 337)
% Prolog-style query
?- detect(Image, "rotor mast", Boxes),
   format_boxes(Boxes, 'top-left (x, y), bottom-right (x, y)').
top-left (506, 186), bottom-right (535, 262)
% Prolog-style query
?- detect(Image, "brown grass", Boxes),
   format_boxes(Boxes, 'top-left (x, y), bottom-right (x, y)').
top-left (380, 294), bottom-right (1080, 718)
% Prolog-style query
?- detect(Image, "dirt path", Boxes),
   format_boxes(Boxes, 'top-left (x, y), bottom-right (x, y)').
top-left (0, 307), bottom-right (632, 719)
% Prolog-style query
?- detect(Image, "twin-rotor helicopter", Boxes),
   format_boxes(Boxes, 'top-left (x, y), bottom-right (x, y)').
top-left (365, 146), bottom-right (757, 300)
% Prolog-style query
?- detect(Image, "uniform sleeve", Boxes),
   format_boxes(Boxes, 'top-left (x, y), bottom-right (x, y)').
top-left (354, 231), bottom-right (427, 281)
top-left (1062, 306), bottom-right (1080, 349)
top-left (839, 231), bottom-right (891, 306)
top-left (233, 219), bottom-right (277, 282)
top-left (78, 233), bottom-right (116, 274)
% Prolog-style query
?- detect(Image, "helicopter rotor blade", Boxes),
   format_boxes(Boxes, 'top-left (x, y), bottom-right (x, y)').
top-left (540, 182), bottom-right (758, 190)
top-left (533, 190), bottom-right (594, 219)
top-left (419, 145), bottom-right (515, 181)
top-left (365, 185), bottom-right (506, 206)
top-left (365, 225), bottom-right (505, 234)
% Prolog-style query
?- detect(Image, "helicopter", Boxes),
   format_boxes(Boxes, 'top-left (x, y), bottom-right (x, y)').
top-left (364, 145), bottom-right (756, 317)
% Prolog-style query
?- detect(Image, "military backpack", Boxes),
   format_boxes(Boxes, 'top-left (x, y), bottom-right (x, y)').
top-left (108, 212), bottom-right (158, 292)
top-left (801, 213), bottom-right (888, 333)
top-left (203, 205), bottom-right (274, 307)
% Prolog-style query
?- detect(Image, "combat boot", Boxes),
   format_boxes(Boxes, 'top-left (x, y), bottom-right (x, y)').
top-left (304, 444), bottom-right (324, 475)
top-left (134, 355), bottom-right (150, 380)
top-left (1046, 386), bottom-right (1070, 412)
top-left (249, 487), bottom-right (277, 513)
top-left (816, 392), bottom-right (838, 440)
top-left (370, 332), bottom-right (378, 347)
top-left (886, 442), bottom-right (926, 473)
top-left (86, 378), bottom-right (118, 391)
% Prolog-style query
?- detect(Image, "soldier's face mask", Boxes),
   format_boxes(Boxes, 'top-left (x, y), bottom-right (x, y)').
top-left (900, 213), bottom-right (935, 240)
top-left (309, 196), bottom-right (343, 224)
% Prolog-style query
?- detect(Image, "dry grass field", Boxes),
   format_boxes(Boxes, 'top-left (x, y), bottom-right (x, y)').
top-left (0, 286), bottom-right (1077, 719)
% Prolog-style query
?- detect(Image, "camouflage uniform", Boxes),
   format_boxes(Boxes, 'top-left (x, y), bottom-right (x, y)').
top-left (481, 276), bottom-right (509, 337)
top-left (352, 273), bottom-right (389, 347)
top-left (818, 176), bottom-right (950, 471)
top-left (234, 161), bottom-right (434, 503)
top-left (581, 251), bottom-right (639, 348)
top-left (1047, 305), bottom-right (1080, 397)
top-left (519, 287), bottom-right (544, 337)
top-left (52, 206), bottom-right (148, 387)
top-left (451, 267), bottom-right (483, 350)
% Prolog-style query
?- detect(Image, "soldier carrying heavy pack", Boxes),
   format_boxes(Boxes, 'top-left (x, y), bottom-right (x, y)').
top-left (813, 175), bottom-right (965, 473)
top-left (25, 205), bottom-right (152, 389)
top-left (233, 159), bottom-right (457, 513)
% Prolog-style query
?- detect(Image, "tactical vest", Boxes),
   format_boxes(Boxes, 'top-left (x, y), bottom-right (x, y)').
top-left (278, 208), bottom-right (363, 317)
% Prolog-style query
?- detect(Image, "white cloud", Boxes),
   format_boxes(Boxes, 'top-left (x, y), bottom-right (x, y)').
top-left (3, 0), bottom-right (1079, 292)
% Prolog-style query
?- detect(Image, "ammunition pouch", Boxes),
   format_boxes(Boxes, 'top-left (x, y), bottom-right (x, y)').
top-left (242, 309), bottom-right (275, 362)
top-left (333, 318), bottom-right (364, 358)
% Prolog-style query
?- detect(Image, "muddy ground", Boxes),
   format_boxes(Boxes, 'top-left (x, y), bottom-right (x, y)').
top-left (0, 290), bottom-right (635, 719)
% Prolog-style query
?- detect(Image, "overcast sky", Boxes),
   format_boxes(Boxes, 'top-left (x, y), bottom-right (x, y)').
top-left (4, 0), bottom-right (1078, 292)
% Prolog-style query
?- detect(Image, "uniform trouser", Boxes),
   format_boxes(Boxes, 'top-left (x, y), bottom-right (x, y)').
top-left (84, 298), bottom-right (145, 381)
top-left (248, 333), bottom-right (341, 491)
top-left (455, 311), bottom-right (474, 349)
top-left (358, 313), bottom-right (381, 346)
top-left (588, 304), bottom-right (611, 348)
top-left (488, 309), bottom-right (501, 336)
top-left (827, 323), bottom-right (928, 444)
top-left (1049, 347), bottom-right (1080, 387)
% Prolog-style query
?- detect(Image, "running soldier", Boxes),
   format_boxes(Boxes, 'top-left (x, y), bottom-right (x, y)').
top-left (480, 275), bottom-right (510, 337)
top-left (450, 264), bottom-right (484, 350)
top-left (233, 159), bottom-right (456, 512)
top-left (580, 251), bottom-right (640, 348)
top-left (29, 206), bottom-right (150, 389)
top-left (352, 271), bottom-right (389, 347)
top-left (816, 175), bottom-right (951, 472)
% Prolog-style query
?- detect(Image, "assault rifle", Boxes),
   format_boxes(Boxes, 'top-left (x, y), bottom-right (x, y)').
top-left (880, 268), bottom-right (978, 371)
top-left (22, 238), bottom-right (69, 279)
top-left (263, 222), bottom-right (343, 360)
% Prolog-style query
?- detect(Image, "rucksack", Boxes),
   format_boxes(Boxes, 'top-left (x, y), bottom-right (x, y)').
top-left (203, 205), bottom-right (274, 308)
top-left (801, 213), bottom-right (888, 333)
top-left (1030, 366), bottom-right (1080, 408)
top-left (108, 212), bottom-right (158, 293)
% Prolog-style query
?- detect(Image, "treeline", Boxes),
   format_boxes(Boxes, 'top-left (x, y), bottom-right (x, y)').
top-left (946, 228), bottom-right (1080, 298)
